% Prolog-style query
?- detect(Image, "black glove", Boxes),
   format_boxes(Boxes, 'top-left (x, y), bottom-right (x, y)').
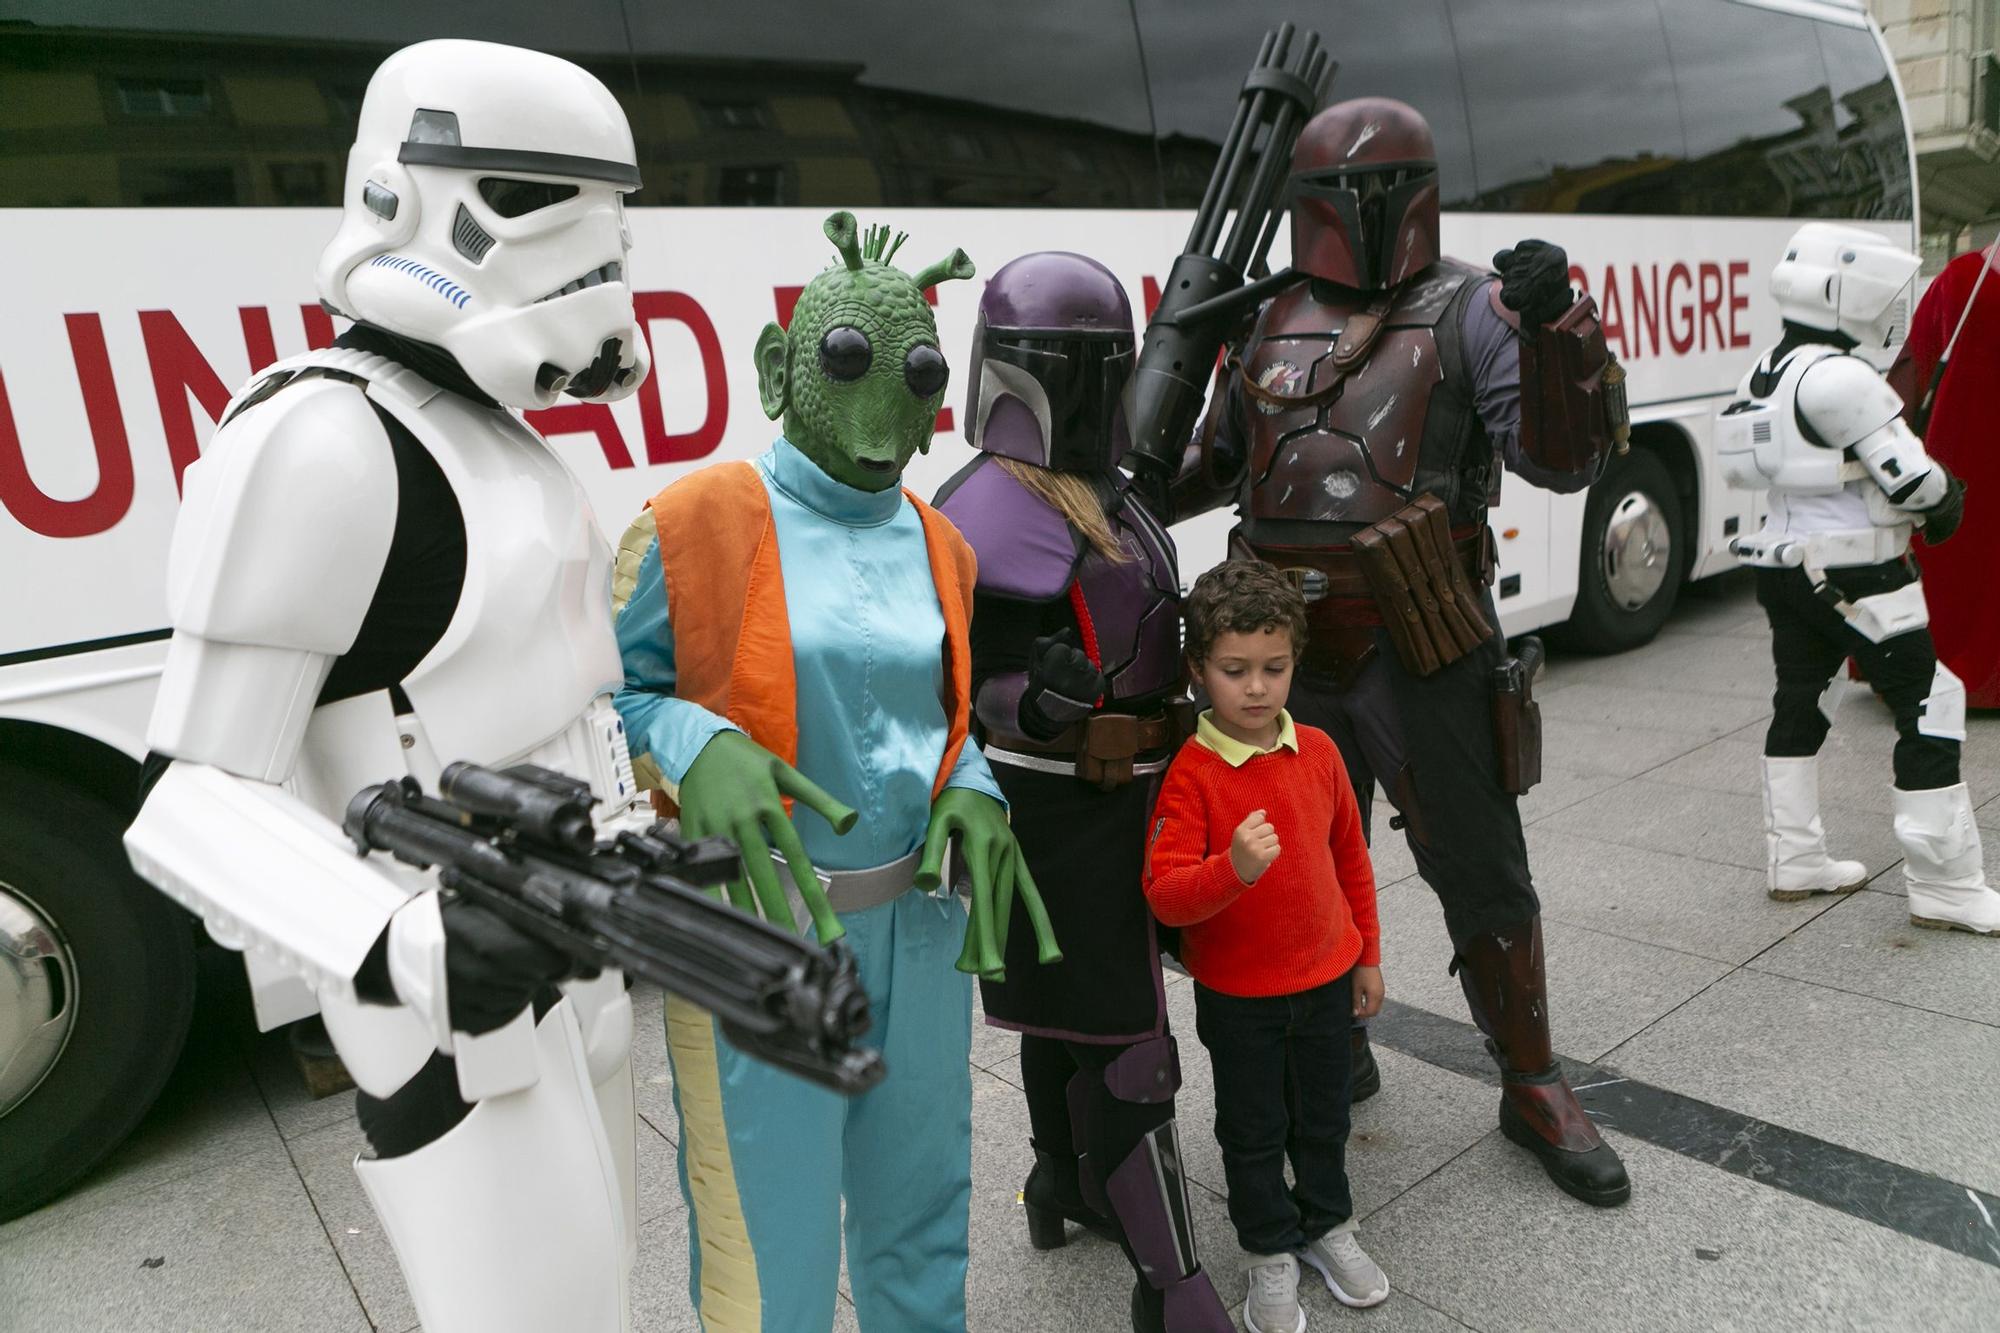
top-left (1920, 466), bottom-right (1967, 546)
top-left (1019, 628), bottom-right (1105, 741)
top-left (441, 895), bottom-right (577, 1035)
top-left (1494, 240), bottom-right (1575, 328)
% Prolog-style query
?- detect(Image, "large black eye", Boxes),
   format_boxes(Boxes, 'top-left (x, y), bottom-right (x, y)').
top-left (904, 343), bottom-right (948, 399)
top-left (819, 326), bottom-right (872, 382)
top-left (478, 177), bottom-right (580, 217)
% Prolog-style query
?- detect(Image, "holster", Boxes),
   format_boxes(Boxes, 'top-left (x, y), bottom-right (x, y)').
top-left (1490, 643), bottom-right (1544, 795)
top-left (1500, 286), bottom-right (1630, 480)
top-left (1352, 496), bottom-right (1495, 677)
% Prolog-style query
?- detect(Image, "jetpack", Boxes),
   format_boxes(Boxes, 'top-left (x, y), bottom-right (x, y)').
top-left (1122, 24), bottom-right (1333, 484)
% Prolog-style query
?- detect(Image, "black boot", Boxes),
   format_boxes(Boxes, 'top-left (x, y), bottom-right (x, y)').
top-left (1022, 1143), bottom-right (1119, 1249)
top-left (1349, 1022), bottom-right (1381, 1104)
top-left (1456, 917), bottom-right (1630, 1207)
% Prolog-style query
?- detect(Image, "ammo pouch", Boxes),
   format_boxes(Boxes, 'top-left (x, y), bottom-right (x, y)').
top-left (1499, 286), bottom-right (1631, 481)
top-left (1351, 495), bottom-right (1495, 677)
top-left (1490, 636), bottom-right (1544, 795)
top-left (1076, 713), bottom-right (1140, 790)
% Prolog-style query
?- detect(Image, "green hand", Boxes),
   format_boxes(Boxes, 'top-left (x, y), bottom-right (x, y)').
top-left (915, 787), bottom-right (1061, 980)
top-left (678, 731), bottom-right (857, 945)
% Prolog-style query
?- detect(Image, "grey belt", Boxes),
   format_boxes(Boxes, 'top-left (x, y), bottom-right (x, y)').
top-left (772, 846), bottom-right (924, 922)
top-left (983, 746), bottom-right (1174, 779)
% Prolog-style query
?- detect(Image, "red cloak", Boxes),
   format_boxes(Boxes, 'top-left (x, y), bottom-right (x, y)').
top-left (1889, 247), bottom-right (2000, 709)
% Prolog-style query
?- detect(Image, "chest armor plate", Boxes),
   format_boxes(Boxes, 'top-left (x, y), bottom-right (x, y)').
top-left (1074, 485), bottom-right (1182, 701)
top-left (1243, 263), bottom-right (1476, 527)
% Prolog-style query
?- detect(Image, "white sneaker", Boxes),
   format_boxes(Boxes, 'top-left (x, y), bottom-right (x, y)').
top-left (1243, 1251), bottom-right (1305, 1333)
top-left (1298, 1221), bottom-right (1390, 1309)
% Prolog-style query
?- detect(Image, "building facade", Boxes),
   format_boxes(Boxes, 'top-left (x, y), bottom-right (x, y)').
top-left (1872, 0), bottom-right (2000, 261)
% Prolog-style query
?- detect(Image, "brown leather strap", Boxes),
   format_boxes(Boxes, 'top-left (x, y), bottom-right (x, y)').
top-left (986, 710), bottom-right (1178, 759)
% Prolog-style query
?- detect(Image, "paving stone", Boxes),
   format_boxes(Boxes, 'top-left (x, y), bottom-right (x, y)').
top-left (249, 1024), bottom-right (360, 1144)
top-left (1375, 882), bottom-right (1732, 1062)
top-left (1749, 886), bottom-right (2000, 1028)
top-left (1515, 764), bottom-right (1615, 825)
top-left (1539, 715), bottom-right (1717, 779)
top-left (1538, 680), bottom-right (1773, 741)
top-left (628, 985), bottom-right (679, 1145)
top-left (0, 1135), bottom-right (367, 1332)
top-left (1607, 969), bottom-right (2000, 1197)
top-left (1532, 776), bottom-right (1909, 885)
top-left (1365, 1131), bottom-right (2000, 1332)
top-left (1553, 630), bottom-right (1781, 701)
top-left (1521, 827), bottom-right (1846, 965)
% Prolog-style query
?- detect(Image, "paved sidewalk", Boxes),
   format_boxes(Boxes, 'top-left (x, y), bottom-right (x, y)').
top-left (4, 572), bottom-right (1998, 1330)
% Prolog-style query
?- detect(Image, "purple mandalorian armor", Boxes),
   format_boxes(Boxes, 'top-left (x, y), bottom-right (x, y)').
top-left (940, 458), bottom-right (1182, 705)
top-left (1239, 257), bottom-right (1494, 533)
top-left (967, 251), bottom-right (1137, 473)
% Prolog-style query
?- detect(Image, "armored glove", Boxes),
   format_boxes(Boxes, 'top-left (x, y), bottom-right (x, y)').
top-left (679, 730), bottom-right (858, 946)
top-left (915, 787), bottom-right (1061, 981)
top-left (1920, 465), bottom-right (1967, 545)
top-left (1019, 628), bottom-right (1106, 740)
top-left (440, 896), bottom-right (578, 1036)
top-left (1494, 240), bottom-right (1575, 328)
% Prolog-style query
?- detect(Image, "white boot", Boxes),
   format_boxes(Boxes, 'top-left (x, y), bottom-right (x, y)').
top-left (1763, 757), bottom-right (1868, 900)
top-left (1893, 785), bottom-right (2000, 936)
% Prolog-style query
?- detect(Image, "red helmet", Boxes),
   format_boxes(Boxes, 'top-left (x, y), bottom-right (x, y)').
top-left (1288, 97), bottom-right (1440, 290)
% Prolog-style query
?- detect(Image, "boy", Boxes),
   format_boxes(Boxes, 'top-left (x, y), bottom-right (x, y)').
top-left (1144, 560), bottom-right (1388, 1333)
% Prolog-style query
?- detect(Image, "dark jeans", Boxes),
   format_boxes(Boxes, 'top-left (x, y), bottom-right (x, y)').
top-left (1192, 972), bottom-right (1355, 1255)
top-left (1757, 563), bottom-right (1959, 791)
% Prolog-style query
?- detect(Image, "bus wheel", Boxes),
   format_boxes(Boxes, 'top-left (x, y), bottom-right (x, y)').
top-left (1557, 448), bottom-right (1683, 654)
top-left (0, 764), bottom-right (196, 1224)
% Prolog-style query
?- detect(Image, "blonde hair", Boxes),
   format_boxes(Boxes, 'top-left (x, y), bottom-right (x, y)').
top-left (996, 457), bottom-right (1132, 564)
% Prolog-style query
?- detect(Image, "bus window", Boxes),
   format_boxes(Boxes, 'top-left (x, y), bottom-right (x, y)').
top-left (0, 2), bottom-right (643, 209)
top-left (1815, 23), bottom-right (1915, 221)
top-left (621, 2), bottom-right (1158, 208)
top-left (1446, 0), bottom-right (1685, 215)
top-left (1133, 0), bottom-right (1477, 210)
top-left (1659, 0), bottom-right (1854, 218)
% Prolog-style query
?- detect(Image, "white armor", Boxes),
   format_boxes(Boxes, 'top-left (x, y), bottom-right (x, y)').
top-left (123, 41), bottom-right (650, 1332)
top-left (1716, 227), bottom-right (1945, 643)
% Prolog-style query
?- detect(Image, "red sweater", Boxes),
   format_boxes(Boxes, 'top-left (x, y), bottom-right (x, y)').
top-left (1144, 723), bottom-right (1379, 998)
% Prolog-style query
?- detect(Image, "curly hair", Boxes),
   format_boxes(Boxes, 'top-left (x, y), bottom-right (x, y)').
top-left (1183, 559), bottom-right (1307, 665)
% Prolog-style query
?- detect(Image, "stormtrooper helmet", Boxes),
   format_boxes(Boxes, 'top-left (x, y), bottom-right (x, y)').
top-left (1770, 222), bottom-right (1919, 351)
top-left (315, 39), bottom-right (649, 410)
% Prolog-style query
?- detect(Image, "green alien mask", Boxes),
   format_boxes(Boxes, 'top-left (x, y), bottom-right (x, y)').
top-left (756, 212), bottom-right (976, 492)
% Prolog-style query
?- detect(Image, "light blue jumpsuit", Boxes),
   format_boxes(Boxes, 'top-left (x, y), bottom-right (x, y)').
top-left (614, 438), bottom-right (1002, 1332)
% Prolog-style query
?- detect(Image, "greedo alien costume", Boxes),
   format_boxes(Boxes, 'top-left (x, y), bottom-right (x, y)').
top-left (933, 252), bottom-right (1229, 1332)
top-left (122, 41), bottom-right (653, 1332)
top-left (1718, 222), bottom-right (1997, 936)
top-left (1155, 97), bottom-right (1631, 1207)
top-left (614, 215), bottom-right (1056, 1331)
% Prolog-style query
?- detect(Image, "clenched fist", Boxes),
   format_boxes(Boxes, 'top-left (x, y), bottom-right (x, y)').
top-left (1229, 809), bottom-right (1281, 885)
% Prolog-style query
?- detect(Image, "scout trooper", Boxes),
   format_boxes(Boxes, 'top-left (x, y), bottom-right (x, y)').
top-left (1719, 221), bottom-right (1997, 935)
top-left (124, 40), bottom-right (655, 1330)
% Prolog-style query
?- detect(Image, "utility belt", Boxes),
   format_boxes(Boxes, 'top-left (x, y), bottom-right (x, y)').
top-left (772, 846), bottom-right (924, 920)
top-left (1727, 524), bottom-right (1910, 572)
top-left (1239, 494), bottom-right (1495, 686)
top-left (983, 703), bottom-right (1194, 791)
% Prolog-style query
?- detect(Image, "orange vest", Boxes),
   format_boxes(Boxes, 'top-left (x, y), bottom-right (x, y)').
top-left (644, 461), bottom-right (976, 814)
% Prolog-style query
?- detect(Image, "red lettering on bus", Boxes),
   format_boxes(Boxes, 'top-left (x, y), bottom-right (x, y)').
top-left (1628, 265), bottom-right (1661, 361)
top-left (1727, 261), bottom-right (1750, 348)
top-left (1567, 265), bottom-right (1588, 295)
top-left (302, 304), bottom-right (337, 350)
top-left (526, 402), bottom-right (634, 469)
top-left (1666, 263), bottom-right (1695, 356)
top-left (1597, 267), bottom-right (1627, 361)
top-left (240, 307), bottom-right (278, 374)
top-left (0, 315), bottom-right (136, 539)
top-left (636, 291), bottom-right (727, 464)
top-left (139, 310), bottom-right (235, 492)
top-left (1142, 275), bottom-right (1162, 322)
top-left (1697, 264), bottom-right (1725, 350)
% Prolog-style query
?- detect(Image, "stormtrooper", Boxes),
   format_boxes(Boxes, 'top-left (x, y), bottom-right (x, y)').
top-left (1718, 221), bottom-right (1997, 935)
top-left (123, 40), bottom-right (657, 1330)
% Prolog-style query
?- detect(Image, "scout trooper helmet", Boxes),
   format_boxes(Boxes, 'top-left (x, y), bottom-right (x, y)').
top-left (315, 40), bottom-right (649, 410)
top-left (1770, 222), bottom-right (1919, 352)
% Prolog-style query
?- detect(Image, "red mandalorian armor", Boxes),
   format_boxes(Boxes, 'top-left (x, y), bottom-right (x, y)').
top-left (1238, 258), bottom-right (1493, 535)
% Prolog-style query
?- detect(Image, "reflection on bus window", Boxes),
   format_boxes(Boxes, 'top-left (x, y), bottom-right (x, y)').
top-left (1133, 0), bottom-right (1477, 210)
top-left (1815, 23), bottom-right (1915, 221)
top-left (620, 1), bottom-right (1157, 208)
top-left (1448, 0), bottom-right (1685, 215)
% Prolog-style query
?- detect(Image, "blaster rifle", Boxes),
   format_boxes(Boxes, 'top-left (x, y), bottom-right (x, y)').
top-left (344, 761), bottom-right (884, 1095)
top-left (1124, 23), bottom-right (1334, 487)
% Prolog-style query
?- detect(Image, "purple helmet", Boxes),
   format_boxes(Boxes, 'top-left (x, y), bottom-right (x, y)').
top-left (965, 251), bottom-right (1135, 472)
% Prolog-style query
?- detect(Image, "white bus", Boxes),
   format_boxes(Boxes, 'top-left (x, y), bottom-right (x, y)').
top-left (0, 0), bottom-right (1915, 1218)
